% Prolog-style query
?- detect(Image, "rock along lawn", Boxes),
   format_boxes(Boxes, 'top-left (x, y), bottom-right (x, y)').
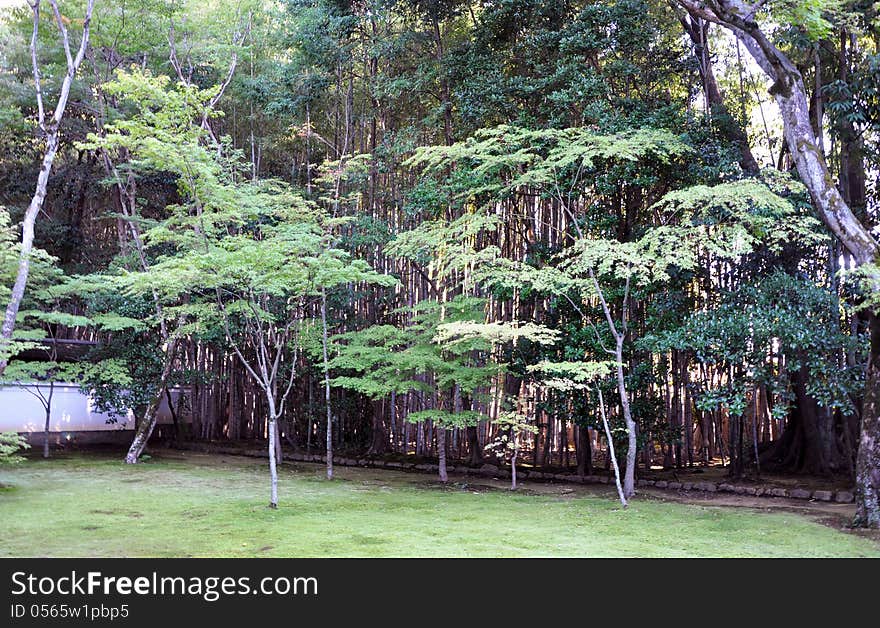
top-left (1, 451), bottom-right (878, 557)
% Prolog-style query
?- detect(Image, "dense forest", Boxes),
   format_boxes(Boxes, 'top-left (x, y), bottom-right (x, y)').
top-left (0, 0), bottom-right (879, 526)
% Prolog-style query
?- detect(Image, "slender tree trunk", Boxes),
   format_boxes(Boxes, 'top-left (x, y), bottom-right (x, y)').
top-left (598, 390), bottom-right (627, 508)
top-left (266, 402), bottom-right (279, 509)
top-left (125, 337), bottom-right (179, 464)
top-left (0, 0), bottom-right (94, 375)
top-left (510, 435), bottom-right (518, 490)
top-left (0, 135), bottom-right (59, 377)
top-left (321, 288), bottom-right (333, 480)
top-left (43, 381), bottom-right (54, 459)
top-left (274, 419), bottom-right (282, 466)
top-left (615, 338), bottom-right (637, 498)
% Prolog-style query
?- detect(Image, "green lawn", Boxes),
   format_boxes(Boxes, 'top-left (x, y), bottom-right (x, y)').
top-left (1, 451), bottom-right (877, 557)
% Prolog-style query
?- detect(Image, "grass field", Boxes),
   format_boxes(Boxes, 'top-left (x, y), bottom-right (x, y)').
top-left (1, 451), bottom-right (878, 557)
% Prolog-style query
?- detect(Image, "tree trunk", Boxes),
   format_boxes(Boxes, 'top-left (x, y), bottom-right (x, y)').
top-left (855, 315), bottom-right (880, 527)
top-left (437, 426), bottom-right (448, 483)
top-left (274, 419), bottom-right (282, 466)
top-left (679, 0), bottom-right (880, 528)
top-left (598, 390), bottom-right (627, 508)
top-left (366, 399), bottom-right (389, 455)
top-left (0, 1), bottom-right (94, 375)
top-left (466, 425), bottom-right (483, 465)
top-left (677, 10), bottom-right (759, 173)
top-left (0, 135), bottom-right (59, 376)
top-left (510, 438), bottom-right (517, 490)
top-left (615, 338), bottom-right (637, 498)
top-left (125, 338), bottom-right (178, 464)
top-left (321, 288), bottom-right (333, 480)
top-left (266, 405), bottom-right (279, 509)
top-left (576, 425), bottom-right (592, 476)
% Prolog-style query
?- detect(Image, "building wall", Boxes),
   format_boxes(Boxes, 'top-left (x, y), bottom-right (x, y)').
top-left (0, 383), bottom-right (188, 440)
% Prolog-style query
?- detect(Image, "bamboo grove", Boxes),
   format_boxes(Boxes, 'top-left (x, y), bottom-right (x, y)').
top-left (1, 0), bottom-right (879, 523)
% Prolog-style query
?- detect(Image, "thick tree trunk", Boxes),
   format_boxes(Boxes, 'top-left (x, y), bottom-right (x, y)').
top-left (437, 426), bottom-right (448, 483)
top-left (855, 315), bottom-right (880, 527)
top-left (576, 424), bottom-right (592, 476)
top-left (366, 399), bottom-right (389, 455)
top-left (678, 0), bottom-right (880, 528)
top-left (466, 425), bottom-right (483, 465)
top-left (680, 0), bottom-right (878, 264)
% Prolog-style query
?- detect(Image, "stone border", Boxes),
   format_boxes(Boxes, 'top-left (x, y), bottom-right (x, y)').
top-left (167, 442), bottom-right (855, 504)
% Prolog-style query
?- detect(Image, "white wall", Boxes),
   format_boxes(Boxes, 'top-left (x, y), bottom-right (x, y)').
top-left (0, 384), bottom-right (189, 433)
top-left (0, 383), bottom-right (133, 433)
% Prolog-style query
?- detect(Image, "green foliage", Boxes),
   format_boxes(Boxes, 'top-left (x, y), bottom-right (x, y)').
top-left (527, 360), bottom-right (617, 392)
top-left (651, 176), bottom-right (826, 256)
top-left (406, 409), bottom-right (484, 428)
top-left (772, 0), bottom-right (844, 41)
top-left (0, 206), bottom-right (65, 363)
top-left (484, 404), bottom-right (538, 462)
top-left (331, 296), bottom-right (498, 426)
top-left (405, 125), bottom-right (691, 204)
top-left (386, 212), bottom-right (501, 288)
top-left (645, 272), bottom-right (862, 417)
top-left (0, 432), bottom-right (29, 465)
top-left (435, 321), bottom-right (560, 348)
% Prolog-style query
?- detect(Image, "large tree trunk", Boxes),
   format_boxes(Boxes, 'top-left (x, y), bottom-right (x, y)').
top-left (436, 426), bottom-right (448, 483)
top-left (679, 0), bottom-right (878, 264)
top-left (855, 315), bottom-right (880, 527)
top-left (466, 425), bottom-right (483, 465)
top-left (765, 365), bottom-right (841, 475)
top-left (677, 0), bottom-right (880, 528)
top-left (576, 424), bottom-right (592, 476)
top-left (366, 399), bottom-right (389, 455)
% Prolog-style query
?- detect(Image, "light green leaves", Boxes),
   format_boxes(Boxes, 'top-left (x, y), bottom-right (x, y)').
top-left (435, 320), bottom-right (560, 347)
top-left (527, 360), bottom-right (617, 391)
top-left (405, 124), bottom-right (690, 205)
top-left (0, 432), bottom-right (29, 465)
top-left (651, 177), bottom-right (825, 257)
